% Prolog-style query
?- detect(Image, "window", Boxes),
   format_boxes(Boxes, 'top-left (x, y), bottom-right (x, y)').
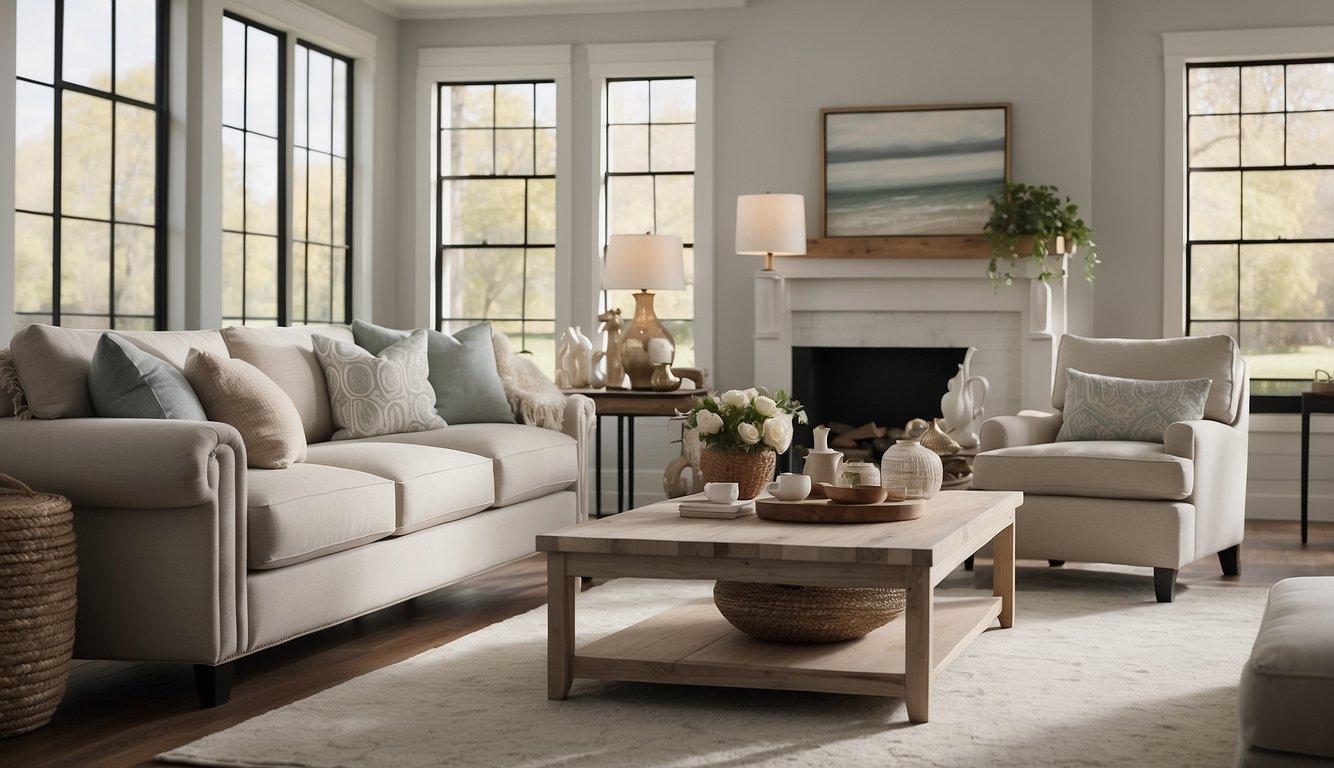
top-left (1186, 59), bottom-right (1334, 398)
top-left (436, 81), bottom-right (557, 363)
top-left (221, 13), bottom-right (285, 327)
top-left (292, 41), bottom-right (353, 326)
top-left (14, 0), bottom-right (166, 331)
top-left (601, 77), bottom-right (697, 366)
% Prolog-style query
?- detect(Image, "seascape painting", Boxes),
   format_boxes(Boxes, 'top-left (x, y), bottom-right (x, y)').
top-left (822, 104), bottom-right (1010, 237)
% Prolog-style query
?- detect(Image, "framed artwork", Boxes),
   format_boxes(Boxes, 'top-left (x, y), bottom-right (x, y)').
top-left (821, 103), bottom-right (1011, 237)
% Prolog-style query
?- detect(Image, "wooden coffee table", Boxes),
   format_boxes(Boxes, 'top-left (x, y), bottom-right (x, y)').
top-left (537, 489), bottom-right (1020, 723)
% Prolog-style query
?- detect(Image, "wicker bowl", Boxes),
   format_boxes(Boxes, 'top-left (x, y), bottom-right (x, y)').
top-left (713, 581), bottom-right (906, 643)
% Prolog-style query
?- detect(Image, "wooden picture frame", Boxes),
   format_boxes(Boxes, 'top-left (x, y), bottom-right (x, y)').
top-left (820, 103), bottom-right (1011, 239)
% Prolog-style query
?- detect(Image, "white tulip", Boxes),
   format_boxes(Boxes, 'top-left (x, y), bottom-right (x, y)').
top-left (737, 422), bottom-right (761, 445)
top-left (696, 409), bottom-right (724, 435)
top-left (754, 395), bottom-right (777, 417)
top-left (744, 387), bottom-right (759, 401)
top-left (721, 389), bottom-right (750, 409)
top-left (762, 415), bottom-right (793, 453)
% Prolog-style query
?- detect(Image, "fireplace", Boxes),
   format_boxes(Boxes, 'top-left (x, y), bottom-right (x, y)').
top-left (754, 254), bottom-right (1069, 459)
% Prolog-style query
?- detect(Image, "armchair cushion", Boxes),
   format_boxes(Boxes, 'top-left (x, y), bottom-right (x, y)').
top-left (972, 440), bottom-right (1193, 500)
top-left (1055, 368), bottom-right (1211, 443)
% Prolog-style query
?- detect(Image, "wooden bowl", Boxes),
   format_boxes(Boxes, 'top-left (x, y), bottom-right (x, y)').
top-left (820, 483), bottom-right (889, 505)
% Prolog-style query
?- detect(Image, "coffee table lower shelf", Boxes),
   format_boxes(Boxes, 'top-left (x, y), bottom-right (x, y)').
top-left (571, 594), bottom-right (1002, 698)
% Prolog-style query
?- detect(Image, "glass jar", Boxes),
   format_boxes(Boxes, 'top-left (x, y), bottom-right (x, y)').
top-left (839, 460), bottom-right (880, 487)
top-left (880, 439), bottom-right (943, 500)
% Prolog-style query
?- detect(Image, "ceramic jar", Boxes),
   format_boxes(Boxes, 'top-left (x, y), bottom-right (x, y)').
top-left (839, 460), bottom-right (880, 487)
top-left (803, 426), bottom-right (844, 488)
top-left (880, 438), bottom-right (943, 500)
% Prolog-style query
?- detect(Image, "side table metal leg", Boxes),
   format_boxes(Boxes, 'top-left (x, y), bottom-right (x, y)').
top-left (616, 416), bottom-right (626, 513)
top-left (628, 417), bottom-right (636, 510)
top-left (595, 415), bottom-right (603, 518)
top-left (1302, 404), bottom-right (1311, 545)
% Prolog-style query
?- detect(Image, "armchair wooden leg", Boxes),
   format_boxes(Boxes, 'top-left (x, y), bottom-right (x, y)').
top-left (1218, 545), bottom-right (1240, 576)
top-left (194, 662), bottom-right (235, 708)
top-left (1048, 559), bottom-right (1065, 567)
top-left (1153, 568), bottom-right (1177, 603)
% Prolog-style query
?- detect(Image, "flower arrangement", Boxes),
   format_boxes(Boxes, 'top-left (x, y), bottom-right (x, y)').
top-left (683, 387), bottom-right (807, 454)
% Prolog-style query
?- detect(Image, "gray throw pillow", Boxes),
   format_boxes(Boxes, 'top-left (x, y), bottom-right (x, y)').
top-left (89, 333), bottom-right (208, 420)
top-left (1056, 368), bottom-right (1212, 443)
top-left (351, 320), bottom-right (514, 424)
top-left (313, 329), bottom-right (447, 440)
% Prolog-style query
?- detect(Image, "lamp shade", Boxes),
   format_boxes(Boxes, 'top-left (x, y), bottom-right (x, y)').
top-left (602, 233), bottom-right (686, 291)
top-left (736, 193), bottom-right (807, 256)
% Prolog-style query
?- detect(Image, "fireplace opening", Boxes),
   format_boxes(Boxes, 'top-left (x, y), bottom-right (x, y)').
top-left (788, 346), bottom-right (968, 464)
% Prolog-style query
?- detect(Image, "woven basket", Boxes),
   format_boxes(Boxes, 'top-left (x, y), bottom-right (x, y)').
top-left (0, 473), bottom-right (76, 738)
top-left (699, 449), bottom-right (776, 500)
top-left (713, 581), bottom-right (906, 643)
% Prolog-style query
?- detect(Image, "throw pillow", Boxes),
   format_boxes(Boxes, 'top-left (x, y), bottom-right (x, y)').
top-left (492, 328), bottom-right (566, 430)
top-left (89, 333), bottom-right (208, 420)
top-left (351, 319), bottom-right (514, 425)
top-left (313, 329), bottom-right (446, 440)
top-left (1056, 368), bottom-right (1213, 443)
top-left (184, 349), bottom-right (307, 469)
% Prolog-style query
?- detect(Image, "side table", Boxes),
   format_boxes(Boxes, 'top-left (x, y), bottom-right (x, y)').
top-left (1300, 392), bottom-right (1334, 544)
top-left (565, 388), bottom-right (706, 517)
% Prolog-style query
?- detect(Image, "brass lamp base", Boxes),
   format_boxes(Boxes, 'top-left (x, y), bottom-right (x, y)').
top-left (620, 290), bottom-right (674, 390)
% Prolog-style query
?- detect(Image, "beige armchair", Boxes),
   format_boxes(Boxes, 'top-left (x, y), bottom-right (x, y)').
top-left (972, 334), bottom-right (1249, 602)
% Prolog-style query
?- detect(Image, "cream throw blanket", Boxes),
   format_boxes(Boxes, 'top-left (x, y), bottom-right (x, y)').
top-left (492, 331), bottom-right (566, 430)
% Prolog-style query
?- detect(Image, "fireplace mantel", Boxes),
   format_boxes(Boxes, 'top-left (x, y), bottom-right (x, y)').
top-left (753, 255), bottom-right (1068, 419)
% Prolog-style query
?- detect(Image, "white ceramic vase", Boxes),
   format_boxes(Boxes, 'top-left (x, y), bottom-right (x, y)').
top-left (940, 347), bottom-right (990, 449)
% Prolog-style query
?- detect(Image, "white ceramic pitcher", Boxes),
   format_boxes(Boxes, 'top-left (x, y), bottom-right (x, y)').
top-left (940, 347), bottom-right (990, 448)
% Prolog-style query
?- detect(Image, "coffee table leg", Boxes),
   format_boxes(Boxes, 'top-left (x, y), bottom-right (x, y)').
top-left (994, 521), bottom-right (1015, 629)
top-left (547, 552), bottom-right (575, 700)
top-left (904, 565), bottom-right (933, 723)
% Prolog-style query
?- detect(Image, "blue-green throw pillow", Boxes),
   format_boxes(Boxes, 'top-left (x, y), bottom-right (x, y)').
top-left (351, 320), bottom-right (515, 424)
top-left (89, 333), bottom-right (208, 420)
top-left (1056, 368), bottom-right (1212, 443)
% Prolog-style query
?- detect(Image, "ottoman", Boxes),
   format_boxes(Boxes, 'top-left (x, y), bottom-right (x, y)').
top-left (1238, 577), bottom-right (1334, 767)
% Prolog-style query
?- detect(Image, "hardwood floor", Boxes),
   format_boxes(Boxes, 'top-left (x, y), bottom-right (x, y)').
top-left (1, 519), bottom-right (1331, 767)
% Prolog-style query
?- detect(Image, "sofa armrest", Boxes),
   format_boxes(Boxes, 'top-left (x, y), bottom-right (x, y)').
top-left (561, 394), bottom-right (596, 521)
top-left (0, 417), bottom-right (246, 508)
top-left (978, 410), bottom-right (1063, 451)
top-left (1165, 418), bottom-right (1249, 560)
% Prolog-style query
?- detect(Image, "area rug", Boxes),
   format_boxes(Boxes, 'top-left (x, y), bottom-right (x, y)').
top-left (159, 569), bottom-right (1268, 768)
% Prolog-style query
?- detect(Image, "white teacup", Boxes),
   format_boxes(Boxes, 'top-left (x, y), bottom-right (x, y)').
top-left (704, 482), bottom-right (740, 504)
top-left (767, 472), bottom-right (812, 501)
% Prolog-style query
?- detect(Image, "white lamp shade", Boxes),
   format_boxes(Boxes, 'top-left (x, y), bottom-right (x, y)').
top-left (736, 193), bottom-right (807, 255)
top-left (602, 233), bottom-right (686, 291)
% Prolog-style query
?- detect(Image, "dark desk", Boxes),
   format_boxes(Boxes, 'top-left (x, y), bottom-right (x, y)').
top-left (567, 388), bottom-right (706, 517)
top-left (1300, 391), bottom-right (1334, 543)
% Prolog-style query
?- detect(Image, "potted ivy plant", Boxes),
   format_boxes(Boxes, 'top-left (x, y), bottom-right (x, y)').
top-left (984, 180), bottom-right (1098, 286)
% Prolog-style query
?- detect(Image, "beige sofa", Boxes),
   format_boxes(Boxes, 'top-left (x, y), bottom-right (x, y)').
top-left (0, 324), bottom-right (594, 706)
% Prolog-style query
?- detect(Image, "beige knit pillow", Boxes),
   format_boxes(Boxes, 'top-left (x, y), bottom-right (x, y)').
top-left (184, 348), bottom-right (307, 469)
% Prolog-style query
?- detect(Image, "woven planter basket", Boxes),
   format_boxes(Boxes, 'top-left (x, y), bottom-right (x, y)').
top-left (699, 449), bottom-right (776, 500)
top-left (713, 581), bottom-right (906, 643)
top-left (0, 473), bottom-right (76, 738)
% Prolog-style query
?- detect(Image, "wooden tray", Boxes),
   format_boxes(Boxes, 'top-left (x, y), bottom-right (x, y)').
top-left (754, 497), bottom-right (927, 524)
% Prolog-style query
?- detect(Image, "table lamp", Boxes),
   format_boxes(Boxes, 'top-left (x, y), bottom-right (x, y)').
top-left (736, 192), bottom-right (807, 271)
top-left (602, 233), bottom-right (686, 390)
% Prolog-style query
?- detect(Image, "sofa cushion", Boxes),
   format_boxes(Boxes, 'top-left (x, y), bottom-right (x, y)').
top-left (352, 320), bottom-right (514, 425)
top-left (89, 333), bottom-right (208, 420)
top-left (222, 325), bottom-right (355, 444)
top-left (972, 440), bottom-right (1193, 500)
top-left (305, 442), bottom-right (494, 534)
top-left (185, 349), bottom-right (307, 469)
top-left (247, 463), bottom-right (396, 569)
top-left (1056, 368), bottom-right (1211, 443)
top-left (361, 424), bottom-right (577, 508)
top-left (1052, 334), bottom-right (1240, 425)
top-left (1240, 577), bottom-right (1334, 760)
top-left (9, 324), bottom-right (228, 418)
top-left (313, 330), bottom-right (446, 440)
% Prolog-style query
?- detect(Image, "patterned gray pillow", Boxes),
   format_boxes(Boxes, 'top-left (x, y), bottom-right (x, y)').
top-left (312, 330), bottom-right (446, 440)
top-left (1056, 368), bottom-right (1212, 443)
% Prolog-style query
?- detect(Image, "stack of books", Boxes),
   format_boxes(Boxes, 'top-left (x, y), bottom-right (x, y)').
top-left (678, 500), bottom-right (754, 519)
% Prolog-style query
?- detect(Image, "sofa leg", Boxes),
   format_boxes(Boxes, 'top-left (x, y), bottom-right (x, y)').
top-left (194, 662), bottom-right (235, 708)
top-left (1218, 545), bottom-right (1241, 577)
top-left (1048, 559), bottom-right (1065, 567)
top-left (1153, 568), bottom-right (1177, 603)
